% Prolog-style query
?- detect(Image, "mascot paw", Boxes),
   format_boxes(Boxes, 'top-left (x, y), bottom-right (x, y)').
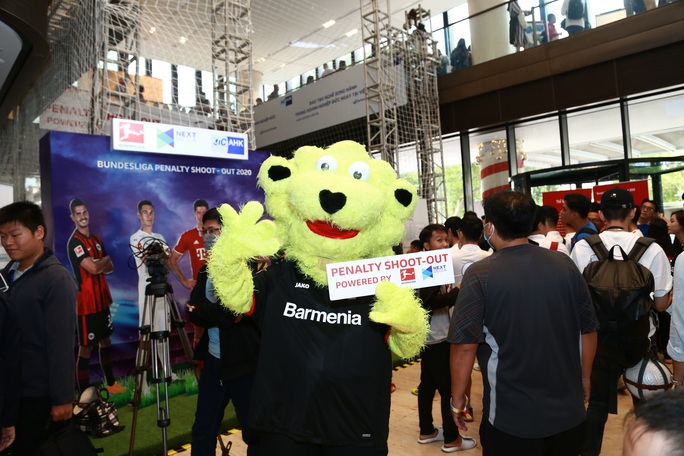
top-left (208, 202), bottom-right (280, 315)
top-left (369, 281), bottom-right (429, 359)
top-left (216, 202), bottom-right (280, 259)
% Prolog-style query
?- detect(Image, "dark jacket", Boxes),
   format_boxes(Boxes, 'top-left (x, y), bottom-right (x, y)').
top-left (0, 286), bottom-right (20, 427)
top-left (0, 249), bottom-right (77, 406)
top-left (418, 284), bottom-right (459, 313)
top-left (189, 264), bottom-right (259, 381)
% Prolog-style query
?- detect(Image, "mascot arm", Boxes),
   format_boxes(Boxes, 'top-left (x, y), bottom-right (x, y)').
top-left (369, 281), bottom-right (429, 360)
top-left (207, 202), bottom-right (280, 314)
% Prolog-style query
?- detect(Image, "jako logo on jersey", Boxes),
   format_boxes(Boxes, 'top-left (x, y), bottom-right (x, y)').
top-left (294, 282), bottom-right (310, 289)
top-left (283, 302), bottom-right (362, 325)
top-left (74, 245), bottom-right (85, 257)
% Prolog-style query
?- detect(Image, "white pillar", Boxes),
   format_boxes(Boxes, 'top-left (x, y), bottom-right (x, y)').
top-left (251, 70), bottom-right (263, 103)
top-left (467, 0), bottom-right (513, 65)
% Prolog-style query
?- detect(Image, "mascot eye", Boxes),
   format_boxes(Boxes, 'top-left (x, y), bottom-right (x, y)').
top-left (348, 162), bottom-right (371, 181)
top-left (316, 155), bottom-right (338, 172)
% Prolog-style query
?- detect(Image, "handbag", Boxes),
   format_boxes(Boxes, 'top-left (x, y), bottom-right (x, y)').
top-left (37, 421), bottom-right (102, 456)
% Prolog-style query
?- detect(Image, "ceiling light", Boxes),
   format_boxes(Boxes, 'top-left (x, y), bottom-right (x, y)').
top-left (149, 27), bottom-right (156, 34)
top-left (345, 29), bottom-right (358, 37)
top-left (279, 63), bottom-right (286, 68)
top-left (179, 36), bottom-right (187, 44)
top-left (322, 20), bottom-right (336, 29)
top-left (257, 57), bottom-right (266, 63)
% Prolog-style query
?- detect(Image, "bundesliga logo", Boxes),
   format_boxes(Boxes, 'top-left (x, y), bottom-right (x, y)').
top-left (400, 268), bottom-right (415, 282)
top-left (118, 122), bottom-right (144, 143)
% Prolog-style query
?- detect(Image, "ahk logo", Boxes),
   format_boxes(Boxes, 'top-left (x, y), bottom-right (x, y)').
top-left (400, 268), bottom-right (415, 282)
top-left (118, 123), bottom-right (144, 143)
top-left (422, 266), bottom-right (433, 280)
top-left (213, 136), bottom-right (245, 156)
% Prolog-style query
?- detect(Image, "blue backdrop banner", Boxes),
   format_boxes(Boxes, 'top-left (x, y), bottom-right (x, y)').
top-left (39, 130), bottom-right (269, 378)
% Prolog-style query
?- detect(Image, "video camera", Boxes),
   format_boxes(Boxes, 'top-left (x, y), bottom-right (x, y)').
top-left (137, 239), bottom-right (169, 282)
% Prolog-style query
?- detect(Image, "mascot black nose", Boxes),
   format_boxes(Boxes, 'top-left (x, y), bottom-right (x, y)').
top-left (319, 190), bottom-right (347, 214)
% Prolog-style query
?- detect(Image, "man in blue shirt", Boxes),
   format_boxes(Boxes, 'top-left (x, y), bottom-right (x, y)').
top-left (561, 193), bottom-right (598, 251)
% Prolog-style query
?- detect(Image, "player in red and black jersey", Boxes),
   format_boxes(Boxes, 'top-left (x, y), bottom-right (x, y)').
top-left (67, 199), bottom-right (125, 395)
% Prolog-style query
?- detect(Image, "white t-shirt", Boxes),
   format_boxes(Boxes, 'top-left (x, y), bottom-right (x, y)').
top-left (667, 254), bottom-right (684, 362)
top-left (571, 230), bottom-right (672, 298)
top-left (130, 229), bottom-right (167, 327)
top-left (451, 243), bottom-right (492, 286)
top-left (571, 230), bottom-right (673, 337)
top-left (528, 233), bottom-right (571, 257)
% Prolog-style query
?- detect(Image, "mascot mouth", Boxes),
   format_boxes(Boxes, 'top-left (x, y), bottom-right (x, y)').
top-left (306, 220), bottom-right (359, 239)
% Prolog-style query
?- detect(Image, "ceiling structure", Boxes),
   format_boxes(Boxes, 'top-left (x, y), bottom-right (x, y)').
top-left (136, 0), bottom-right (461, 86)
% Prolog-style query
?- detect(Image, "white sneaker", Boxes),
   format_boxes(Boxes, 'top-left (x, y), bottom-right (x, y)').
top-left (473, 362), bottom-right (481, 371)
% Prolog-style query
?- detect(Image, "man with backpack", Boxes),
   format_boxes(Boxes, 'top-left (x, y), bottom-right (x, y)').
top-left (561, 0), bottom-right (587, 36)
top-left (571, 187), bottom-right (672, 456)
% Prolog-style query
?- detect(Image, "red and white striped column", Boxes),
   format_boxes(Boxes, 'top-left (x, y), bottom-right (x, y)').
top-left (476, 139), bottom-right (526, 199)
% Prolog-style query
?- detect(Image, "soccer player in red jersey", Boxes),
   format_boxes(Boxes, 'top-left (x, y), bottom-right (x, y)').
top-left (67, 198), bottom-right (125, 395)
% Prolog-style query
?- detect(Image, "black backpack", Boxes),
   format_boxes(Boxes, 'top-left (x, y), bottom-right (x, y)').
top-left (567, 0), bottom-right (584, 19)
top-left (582, 235), bottom-right (655, 368)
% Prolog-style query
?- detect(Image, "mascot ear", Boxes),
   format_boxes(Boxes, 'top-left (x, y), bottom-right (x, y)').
top-left (389, 180), bottom-right (418, 221)
top-left (258, 156), bottom-right (293, 194)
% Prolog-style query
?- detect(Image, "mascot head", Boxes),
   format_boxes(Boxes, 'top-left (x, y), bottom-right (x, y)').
top-left (258, 140), bottom-right (417, 285)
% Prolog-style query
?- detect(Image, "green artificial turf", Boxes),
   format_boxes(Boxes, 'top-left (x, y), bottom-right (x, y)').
top-left (92, 393), bottom-right (239, 456)
top-left (94, 354), bottom-right (414, 455)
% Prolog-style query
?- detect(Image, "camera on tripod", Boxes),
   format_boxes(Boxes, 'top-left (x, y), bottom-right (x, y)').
top-left (140, 240), bottom-right (169, 284)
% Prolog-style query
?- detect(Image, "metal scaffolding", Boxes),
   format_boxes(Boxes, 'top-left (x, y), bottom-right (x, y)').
top-left (360, 0), bottom-right (399, 172)
top-left (211, 0), bottom-right (255, 149)
top-left (401, 5), bottom-right (447, 223)
top-left (93, 0), bottom-right (142, 135)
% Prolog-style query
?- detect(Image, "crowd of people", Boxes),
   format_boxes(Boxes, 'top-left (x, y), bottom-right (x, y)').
top-left (409, 189), bottom-right (683, 455)
top-left (0, 186), bottom-right (683, 455)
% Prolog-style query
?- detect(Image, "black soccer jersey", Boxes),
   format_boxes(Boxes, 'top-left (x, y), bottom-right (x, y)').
top-left (249, 260), bottom-right (392, 447)
top-left (67, 231), bottom-right (112, 315)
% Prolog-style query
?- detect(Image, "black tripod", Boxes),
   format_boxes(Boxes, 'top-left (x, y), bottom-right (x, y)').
top-left (128, 275), bottom-right (197, 456)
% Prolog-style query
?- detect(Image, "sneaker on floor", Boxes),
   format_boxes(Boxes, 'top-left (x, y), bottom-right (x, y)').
top-left (464, 407), bottom-right (474, 423)
top-left (473, 362), bottom-right (481, 371)
top-left (441, 435), bottom-right (476, 452)
top-left (391, 383), bottom-right (397, 393)
top-left (411, 387), bottom-right (419, 396)
top-left (106, 382), bottom-right (126, 395)
top-left (418, 426), bottom-right (444, 444)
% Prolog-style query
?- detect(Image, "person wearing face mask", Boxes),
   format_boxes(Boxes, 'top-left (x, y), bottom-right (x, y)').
top-left (188, 208), bottom-right (261, 456)
top-left (448, 190), bottom-right (599, 456)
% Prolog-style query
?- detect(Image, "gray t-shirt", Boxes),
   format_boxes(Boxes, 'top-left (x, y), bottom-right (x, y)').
top-left (448, 243), bottom-right (598, 438)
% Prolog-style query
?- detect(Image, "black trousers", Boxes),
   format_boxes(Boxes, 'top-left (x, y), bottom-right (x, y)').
top-left (418, 341), bottom-right (460, 444)
top-left (260, 432), bottom-right (387, 456)
top-left (11, 396), bottom-right (52, 455)
top-left (480, 418), bottom-right (586, 456)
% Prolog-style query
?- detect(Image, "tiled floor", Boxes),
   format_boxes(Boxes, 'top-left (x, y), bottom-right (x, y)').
top-left (216, 360), bottom-right (639, 455)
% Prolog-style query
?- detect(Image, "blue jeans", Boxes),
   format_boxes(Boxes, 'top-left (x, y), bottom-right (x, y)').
top-left (191, 354), bottom-right (259, 456)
